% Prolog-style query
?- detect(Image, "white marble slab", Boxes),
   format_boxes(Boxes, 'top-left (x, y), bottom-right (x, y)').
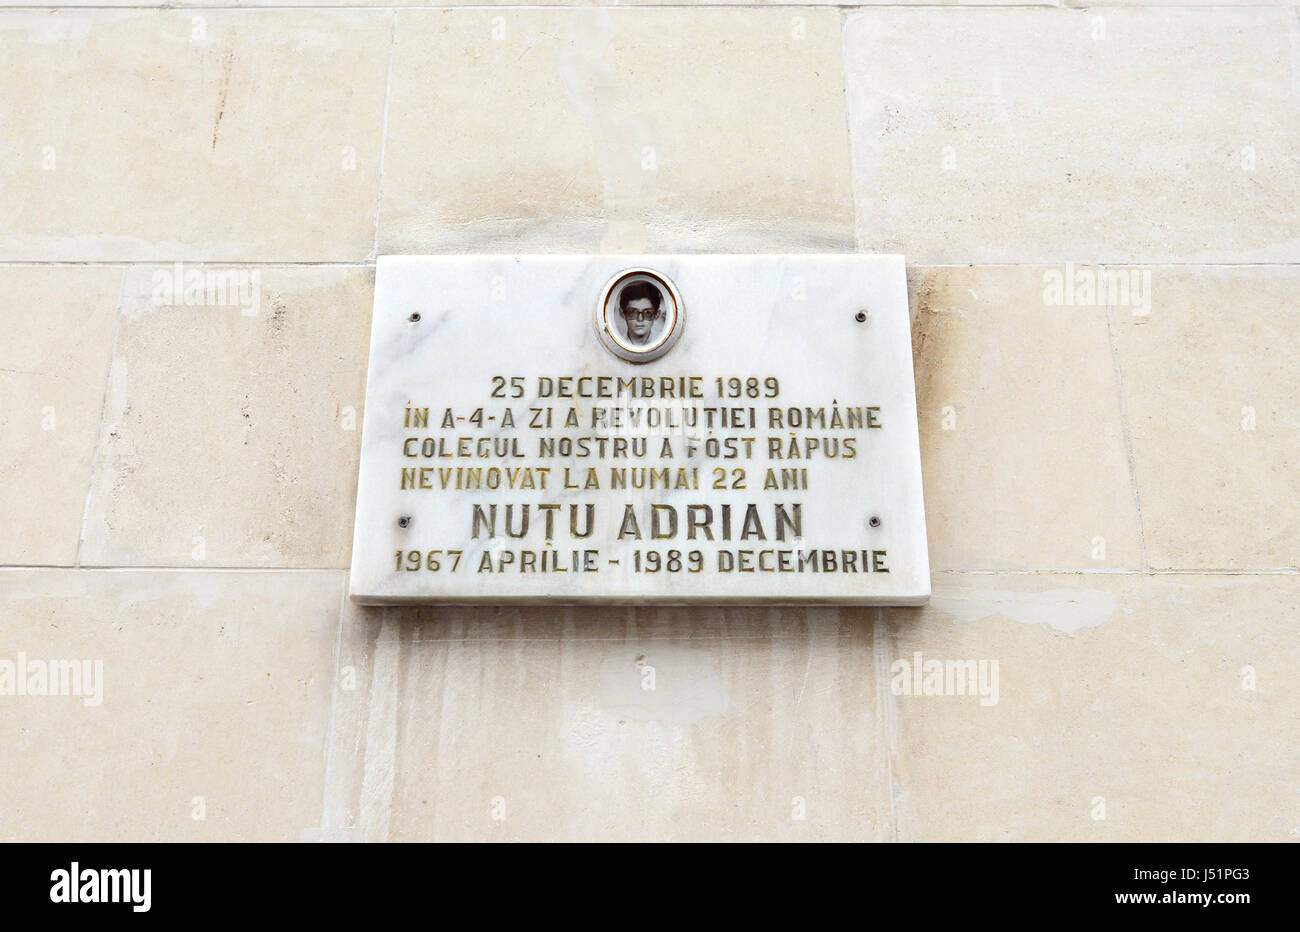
top-left (349, 255), bottom-right (929, 605)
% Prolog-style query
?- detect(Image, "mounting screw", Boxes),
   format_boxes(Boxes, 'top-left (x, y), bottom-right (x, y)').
top-left (397, 515), bottom-right (411, 529)
top-left (408, 312), bottom-right (421, 323)
top-left (868, 515), bottom-right (881, 528)
top-left (854, 310), bottom-right (868, 323)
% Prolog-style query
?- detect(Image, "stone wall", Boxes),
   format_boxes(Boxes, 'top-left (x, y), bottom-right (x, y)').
top-left (2, 4), bottom-right (1296, 841)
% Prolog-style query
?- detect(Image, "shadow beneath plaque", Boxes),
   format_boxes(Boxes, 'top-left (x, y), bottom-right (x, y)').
top-left (339, 601), bottom-right (886, 655)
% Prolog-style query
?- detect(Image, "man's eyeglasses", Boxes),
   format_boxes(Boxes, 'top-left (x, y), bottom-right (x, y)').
top-left (621, 308), bottom-right (659, 321)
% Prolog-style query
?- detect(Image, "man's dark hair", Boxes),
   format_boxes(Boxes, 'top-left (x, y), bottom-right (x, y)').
top-left (619, 281), bottom-right (663, 313)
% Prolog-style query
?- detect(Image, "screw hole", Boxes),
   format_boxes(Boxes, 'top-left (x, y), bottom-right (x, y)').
top-left (868, 515), bottom-right (881, 528)
top-left (854, 310), bottom-right (867, 323)
top-left (408, 312), bottom-right (421, 323)
top-left (397, 516), bottom-right (411, 529)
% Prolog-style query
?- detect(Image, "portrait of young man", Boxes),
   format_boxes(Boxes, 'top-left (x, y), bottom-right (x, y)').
top-left (617, 280), bottom-right (665, 346)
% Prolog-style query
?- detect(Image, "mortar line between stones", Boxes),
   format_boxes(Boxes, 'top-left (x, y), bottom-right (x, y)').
top-left (3, 5), bottom-right (1291, 11)
top-left (838, 6), bottom-right (864, 256)
top-left (0, 261), bottom-right (377, 268)
top-left (0, 5), bottom-right (1196, 11)
top-left (0, 565), bottom-right (354, 573)
top-left (871, 607), bottom-right (901, 842)
top-left (370, 10), bottom-right (398, 262)
top-left (317, 569), bottom-right (351, 835)
top-left (358, 608), bottom-right (399, 842)
top-left (74, 266), bottom-right (127, 568)
top-left (1104, 289), bottom-right (1149, 569)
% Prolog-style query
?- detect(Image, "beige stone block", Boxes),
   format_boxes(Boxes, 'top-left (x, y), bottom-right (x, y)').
top-left (0, 569), bottom-right (342, 841)
top-left (0, 11), bottom-right (390, 261)
top-left (910, 265), bottom-right (1142, 570)
top-left (1077, 0), bottom-right (1292, 5)
top-left (324, 603), bottom-right (892, 841)
top-left (174, 0), bottom-right (1056, 7)
top-left (81, 266), bottom-right (372, 568)
top-left (7, 0), bottom-right (159, 6)
top-left (170, 0), bottom-right (1062, 6)
top-left (884, 572), bottom-right (1299, 841)
top-left (10, 0), bottom-right (1080, 6)
top-left (1112, 266), bottom-right (1300, 570)
top-left (378, 8), bottom-right (855, 254)
top-left (846, 8), bottom-right (1300, 263)
top-left (0, 267), bottom-right (121, 566)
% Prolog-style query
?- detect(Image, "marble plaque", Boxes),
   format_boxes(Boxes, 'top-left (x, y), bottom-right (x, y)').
top-left (349, 255), bottom-right (930, 605)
